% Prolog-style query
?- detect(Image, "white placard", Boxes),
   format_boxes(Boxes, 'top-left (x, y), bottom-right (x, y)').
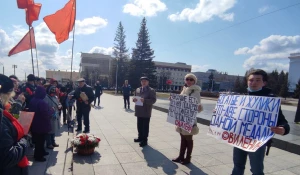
top-left (207, 94), bottom-right (281, 152)
top-left (133, 96), bottom-right (143, 106)
top-left (167, 93), bottom-right (198, 133)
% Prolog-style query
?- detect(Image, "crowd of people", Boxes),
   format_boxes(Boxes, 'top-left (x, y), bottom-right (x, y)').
top-left (0, 69), bottom-right (296, 175)
top-left (0, 73), bottom-right (95, 174)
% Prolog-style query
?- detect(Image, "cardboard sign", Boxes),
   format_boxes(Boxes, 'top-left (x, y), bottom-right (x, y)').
top-left (167, 93), bottom-right (198, 133)
top-left (208, 94), bottom-right (280, 152)
top-left (18, 111), bottom-right (35, 135)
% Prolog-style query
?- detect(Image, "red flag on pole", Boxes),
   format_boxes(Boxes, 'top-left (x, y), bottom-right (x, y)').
top-left (25, 3), bottom-right (42, 26)
top-left (43, 0), bottom-right (76, 44)
top-left (17, 0), bottom-right (34, 9)
top-left (8, 28), bottom-right (36, 57)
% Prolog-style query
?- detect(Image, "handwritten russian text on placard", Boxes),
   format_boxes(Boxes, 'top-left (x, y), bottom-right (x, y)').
top-left (167, 93), bottom-right (198, 133)
top-left (208, 94), bottom-right (281, 152)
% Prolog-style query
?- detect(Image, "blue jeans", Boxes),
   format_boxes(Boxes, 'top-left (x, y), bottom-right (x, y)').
top-left (232, 145), bottom-right (266, 175)
top-left (46, 133), bottom-right (55, 146)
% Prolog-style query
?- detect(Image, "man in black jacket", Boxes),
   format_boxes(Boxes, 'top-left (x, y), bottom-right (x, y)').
top-left (94, 81), bottom-right (102, 107)
top-left (232, 69), bottom-right (290, 175)
top-left (122, 80), bottom-right (131, 109)
top-left (71, 78), bottom-right (94, 133)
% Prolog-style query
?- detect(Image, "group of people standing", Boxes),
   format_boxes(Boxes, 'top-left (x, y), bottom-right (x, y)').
top-left (0, 73), bottom-right (95, 175)
top-left (129, 70), bottom-right (291, 175)
top-left (0, 68), bottom-right (295, 175)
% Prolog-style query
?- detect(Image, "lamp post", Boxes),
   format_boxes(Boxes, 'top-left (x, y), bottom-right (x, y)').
top-left (115, 58), bottom-right (119, 95)
top-left (0, 62), bottom-right (4, 74)
top-left (12, 64), bottom-right (17, 75)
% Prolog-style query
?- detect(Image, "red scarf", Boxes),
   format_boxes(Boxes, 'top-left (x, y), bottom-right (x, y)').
top-left (3, 110), bottom-right (29, 168)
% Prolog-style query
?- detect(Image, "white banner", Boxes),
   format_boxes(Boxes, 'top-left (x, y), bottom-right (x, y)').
top-left (167, 93), bottom-right (198, 133)
top-left (208, 94), bottom-right (281, 152)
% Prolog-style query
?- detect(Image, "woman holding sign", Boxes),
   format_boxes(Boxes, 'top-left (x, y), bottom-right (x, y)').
top-left (172, 73), bottom-right (203, 165)
top-left (0, 74), bottom-right (29, 175)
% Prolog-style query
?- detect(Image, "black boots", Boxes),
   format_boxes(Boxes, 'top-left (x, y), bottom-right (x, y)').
top-left (182, 140), bottom-right (193, 165)
top-left (172, 136), bottom-right (194, 165)
top-left (172, 137), bottom-right (186, 163)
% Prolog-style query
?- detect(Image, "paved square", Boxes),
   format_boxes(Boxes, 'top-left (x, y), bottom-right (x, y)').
top-left (71, 94), bottom-right (300, 175)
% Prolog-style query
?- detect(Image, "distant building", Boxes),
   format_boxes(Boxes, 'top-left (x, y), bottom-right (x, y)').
top-left (288, 52), bottom-right (300, 92)
top-left (193, 70), bottom-right (238, 91)
top-left (46, 70), bottom-right (80, 83)
top-left (154, 61), bottom-right (191, 90)
top-left (80, 53), bottom-right (113, 78)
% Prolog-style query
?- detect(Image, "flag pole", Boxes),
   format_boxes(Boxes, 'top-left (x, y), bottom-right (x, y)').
top-left (70, 0), bottom-right (76, 81)
top-left (28, 21), bottom-right (35, 76)
top-left (35, 46), bottom-right (39, 77)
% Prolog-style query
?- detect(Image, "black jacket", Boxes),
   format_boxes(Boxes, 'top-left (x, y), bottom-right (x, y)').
top-left (94, 84), bottom-right (103, 97)
top-left (0, 108), bottom-right (28, 175)
top-left (248, 87), bottom-right (290, 135)
top-left (73, 84), bottom-right (95, 108)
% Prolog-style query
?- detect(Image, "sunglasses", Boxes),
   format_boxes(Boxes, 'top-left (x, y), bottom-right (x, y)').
top-left (185, 78), bottom-right (194, 81)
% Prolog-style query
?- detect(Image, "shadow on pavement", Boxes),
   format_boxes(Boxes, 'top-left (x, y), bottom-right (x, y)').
top-left (125, 108), bottom-right (135, 113)
top-left (141, 146), bottom-right (208, 175)
top-left (73, 151), bottom-right (101, 165)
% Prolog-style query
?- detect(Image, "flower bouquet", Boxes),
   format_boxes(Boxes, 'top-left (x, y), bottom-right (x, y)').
top-left (71, 133), bottom-right (101, 155)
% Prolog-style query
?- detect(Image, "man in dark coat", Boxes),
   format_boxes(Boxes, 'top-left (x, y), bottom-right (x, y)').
top-left (22, 74), bottom-right (36, 109)
top-left (71, 78), bottom-right (94, 133)
top-left (133, 77), bottom-right (156, 147)
top-left (295, 95), bottom-right (300, 124)
top-left (122, 80), bottom-right (131, 109)
top-left (232, 69), bottom-right (290, 175)
top-left (94, 81), bottom-right (102, 107)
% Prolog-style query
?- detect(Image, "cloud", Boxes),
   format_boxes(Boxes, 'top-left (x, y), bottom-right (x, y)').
top-left (258, 6), bottom-right (270, 14)
top-left (234, 35), bottom-right (300, 71)
top-left (89, 46), bottom-right (114, 55)
top-left (75, 16), bottom-right (108, 35)
top-left (168, 0), bottom-right (236, 23)
top-left (123, 0), bottom-right (167, 17)
top-left (0, 29), bottom-right (14, 57)
top-left (192, 64), bottom-right (210, 72)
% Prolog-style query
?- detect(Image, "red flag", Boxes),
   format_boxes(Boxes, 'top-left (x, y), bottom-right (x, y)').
top-left (17, 0), bottom-right (34, 9)
top-left (8, 28), bottom-right (36, 57)
top-left (43, 0), bottom-right (76, 44)
top-left (25, 3), bottom-right (42, 26)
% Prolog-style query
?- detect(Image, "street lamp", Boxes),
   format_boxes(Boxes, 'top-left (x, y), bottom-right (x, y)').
top-left (0, 62), bottom-right (4, 74)
top-left (115, 58), bottom-right (119, 95)
top-left (12, 65), bottom-right (17, 75)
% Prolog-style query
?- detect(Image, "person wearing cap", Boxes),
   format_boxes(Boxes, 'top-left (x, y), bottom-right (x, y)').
top-left (71, 78), bottom-right (94, 133)
top-left (22, 74), bottom-right (36, 109)
top-left (171, 73), bottom-right (203, 165)
top-left (133, 76), bottom-right (156, 147)
top-left (0, 74), bottom-right (29, 175)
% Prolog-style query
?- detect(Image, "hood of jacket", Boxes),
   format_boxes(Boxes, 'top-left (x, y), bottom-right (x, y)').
top-left (181, 85), bottom-right (201, 96)
top-left (34, 86), bottom-right (46, 99)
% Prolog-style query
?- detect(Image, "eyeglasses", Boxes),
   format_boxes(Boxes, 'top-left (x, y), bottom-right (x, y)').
top-left (185, 78), bottom-right (194, 81)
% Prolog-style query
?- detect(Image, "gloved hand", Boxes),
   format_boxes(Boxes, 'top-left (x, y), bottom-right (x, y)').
top-left (19, 137), bottom-right (28, 147)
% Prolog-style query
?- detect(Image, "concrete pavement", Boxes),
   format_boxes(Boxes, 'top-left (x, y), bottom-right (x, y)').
top-left (27, 126), bottom-right (73, 175)
top-left (71, 94), bottom-right (300, 175)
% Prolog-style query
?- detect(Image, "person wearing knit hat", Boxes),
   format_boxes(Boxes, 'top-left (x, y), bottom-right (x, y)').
top-left (171, 73), bottom-right (203, 165)
top-left (184, 73), bottom-right (198, 84)
top-left (0, 74), bottom-right (14, 105)
top-left (0, 74), bottom-right (30, 174)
